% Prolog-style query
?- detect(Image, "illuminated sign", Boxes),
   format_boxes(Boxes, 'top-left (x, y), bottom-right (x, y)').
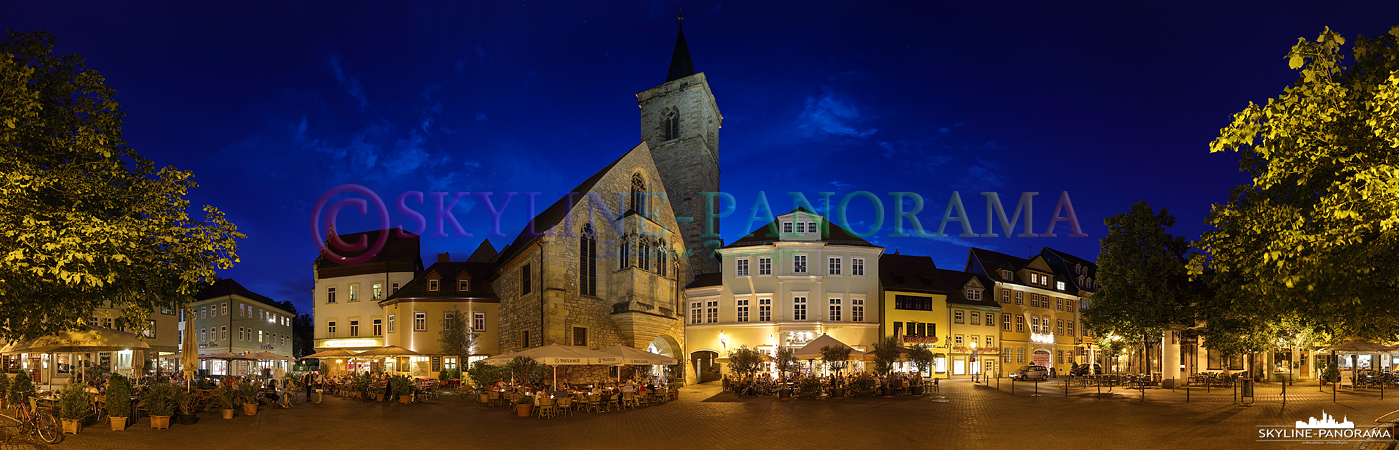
top-left (1031, 333), bottom-right (1055, 344)
top-left (901, 335), bottom-right (939, 344)
top-left (323, 339), bottom-right (378, 348)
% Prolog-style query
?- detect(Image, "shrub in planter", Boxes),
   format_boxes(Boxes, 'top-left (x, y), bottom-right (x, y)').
top-left (392, 375), bottom-right (414, 404)
top-left (174, 388), bottom-right (199, 425)
top-left (8, 371), bottom-right (33, 409)
top-left (237, 380), bottom-right (259, 416)
top-left (105, 374), bottom-right (131, 431)
top-left (145, 382), bottom-right (177, 430)
top-left (514, 394), bottom-right (532, 417)
top-left (57, 384), bottom-right (89, 434)
top-left (215, 385), bottom-right (236, 419)
top-left (0, 371), bottom-right (9, 409)
top-left (848, 374), bottom-right (878, 397)
top-left (795, 377), bottom-right (822, 399)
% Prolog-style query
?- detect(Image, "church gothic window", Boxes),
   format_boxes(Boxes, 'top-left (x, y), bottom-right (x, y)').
top-left (639, 239), bottom-right (651, 271)
top-left (663, 109), bottom-right (679, 141)
top-left (631, 173), bottom-right (647, 216)
top-left (619, 237), bottom-right (631, 270)
top-left (656, 238), bottom-right (668, 277)
top-left (579, 224), bottom-right (597, 296)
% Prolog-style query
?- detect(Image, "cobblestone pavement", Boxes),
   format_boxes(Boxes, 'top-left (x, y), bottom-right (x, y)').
top-left (7, 379), bottom-right (1399, 450)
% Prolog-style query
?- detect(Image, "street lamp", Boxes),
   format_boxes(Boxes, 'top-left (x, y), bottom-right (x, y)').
top-left (719, 331), bottom-right (727, 352)
top-left (971, 341), bottom-right (980, 383)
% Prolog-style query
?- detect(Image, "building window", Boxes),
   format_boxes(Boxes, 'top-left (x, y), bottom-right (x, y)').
top-left (793, 296), bottom-right (807, 321)
top-left (1015, 316), bottom-right (1024, 333)
top-left (631, 173), bottom-right (647, 215)
top-left (970, 312), bottom-right (980, 326)
top-left (852, 258), bottom-right (865, 276)
top-left (458, 279), bottom-right (470, 292)
top-left (828, 298), bottom-right (842, 322)
top-left (328, 321), bottom-right (337, 335)
top-left (521, 264), bottom-right (531, 295)
top-left (239, 327), bottom-right (246, 341)
top-left (1057, 320), bottom-right (1065, 335)
top-left (200, 307), bottom-right (207, 319)
top-left (1030, 316), bottom-right (1040, 333)
top-left (737, 299), bottom-right (749, 323)
top-left (987, 313), bottom-right (996, 327)
top-left (1001, 270), bottom-right (1012, 280)
top-left (521, 330), bottom-right (531, 348)
top-left (350, 320), bottom-right (359, 337)
top-left (663, 109), bottom-right (679, 141)
top-left (573, 327), bottom-right (588, 347)
top-left (1057, 281), bottom-right (1066, 290)
top-left (894, 295), bottom-right (933, 311)
top-left (348, 284), bottom-right (360, 302)
top-left (414, 312), bottom-right (426, 332)
top-left (954, 310), bottom-right (964, 324)
top-left (793, 255), bottom-right (807, 274)
top-left (690, 302), bottom-right (703, 324)
top-left (736, 259), bottom-right (749, 277)
top-left (807, 222), bottom-right (816, 232)
top-left (442, 311), bottom-right (456, 330)
top-left (967, 288), bottom-right (982, 300)
top-left (797, 222), bottom-right (805, 233)
top-left (638, 239), bottom-right (651, 271)
top-left (1066, 300), bottom-right (1075, 313)
top-left (372, 282), bottom-right (384, 300)
top-left (759, 298), bottom-right (772, 322)
top-left (1067, 322), bottom-right (1075, 336)
top-left (429, 279), bottom-right (439, 292)
top-left (200, 329), bottom-right (207, 342)
top-left (220, 326), bottom-right (227, 341)
top-left (783, 222), bottom-right (793, 233)
top-left (388, 314), bottom-right (396, 333)
top-left (1017, 347), bottom-right (1026, 363)
top-left (221, 303), bottom-right (228, 316)
top-left (852, 298), bottom-right (865, 322)
top-left (619, 238), bottom-right (631, 269)
top-left (373, 318), bottom-right (382, 336)
top-left (828, 257), bottom-right (841, 275)
top-left (1030, 273), bottom-right (1039, 284)
top-left (706, 300), bottom-right (718, 323)
top-left (758, 258), bottom-right (772, 276)
top-left (473, 312), bottom-right (486, 331)
top-left (1001, 289), bottom-right (1010, 304)
top-left (1015, 291), bottom-right (1023, 305)
top-left (657, 238), bottom-right (668, 277)
top-left (986, 336), bottom-right (995, 347)
top-left (955, 335), bottom-right (963, 346)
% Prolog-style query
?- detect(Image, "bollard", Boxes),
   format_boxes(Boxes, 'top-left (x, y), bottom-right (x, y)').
top-left (1283, 376), bottom-right (1287, 409)
top-left (1186, 380), bottom-right (1190, 403)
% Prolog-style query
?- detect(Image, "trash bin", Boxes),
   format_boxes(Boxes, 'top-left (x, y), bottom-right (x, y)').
top-left (1240, 379), bottom-right (1254, 404)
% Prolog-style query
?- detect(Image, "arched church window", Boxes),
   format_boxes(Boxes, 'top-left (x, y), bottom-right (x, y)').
top-left (656, 238), bottom-right (668, 277)
top-left (639, 239), bottom-right (651, 271)
top-left (619, 236), bottom-right (631, 270)
top-left (663, 109), bottom-right (679, 141)
top-left (580, 224), bottom-right (596, 296)
top-left (631, 173), bottom-right (647, 216)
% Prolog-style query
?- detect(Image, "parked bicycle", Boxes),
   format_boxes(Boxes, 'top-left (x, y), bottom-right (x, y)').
top-left (0, 397), bottom-right (63, 444)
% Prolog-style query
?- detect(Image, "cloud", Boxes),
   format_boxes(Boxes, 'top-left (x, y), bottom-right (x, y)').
top-left (796, 88), bottom-right (878, 139)
top-left (830, 180), bottom-right (856, 191)
top-left (475, 112), bottom-right (489, 122)
top-left (326, 53), bottom-right (368, 108)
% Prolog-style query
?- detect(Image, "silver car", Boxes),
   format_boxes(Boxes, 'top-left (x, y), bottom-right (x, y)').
top-left (1010, 365), bottom-right (1049, 381)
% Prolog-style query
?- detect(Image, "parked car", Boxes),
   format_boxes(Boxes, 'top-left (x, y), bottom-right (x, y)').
top-left (1010, 365), bottom-right (1049, 381)
top-left (1070, 364), bottom-right (1101, 376)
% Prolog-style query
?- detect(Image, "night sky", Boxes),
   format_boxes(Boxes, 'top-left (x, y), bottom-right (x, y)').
top-left (7, 2), bottom-right (1398, 314)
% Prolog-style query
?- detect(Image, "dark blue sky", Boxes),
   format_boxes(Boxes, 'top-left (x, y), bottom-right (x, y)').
top-left (8, 2), bottom-right (1398, 314)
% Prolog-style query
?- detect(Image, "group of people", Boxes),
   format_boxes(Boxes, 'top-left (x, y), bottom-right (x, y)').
top-left (490, 376), bottom-right (670, 399)
top-left (724, 371), bottom-right (928, 397)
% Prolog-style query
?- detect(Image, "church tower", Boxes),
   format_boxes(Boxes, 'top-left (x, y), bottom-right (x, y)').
top-left (637, 15), bottom-right (722, 281)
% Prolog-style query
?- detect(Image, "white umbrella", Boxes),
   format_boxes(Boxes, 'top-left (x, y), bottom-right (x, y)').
top-left (793, 334), bottom-right (866, 360)
top-left (486, 344), bottom-right (621, 387)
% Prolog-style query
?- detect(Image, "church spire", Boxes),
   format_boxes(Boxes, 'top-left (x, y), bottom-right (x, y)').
top-left (665, 11), bottom-right (697, 82)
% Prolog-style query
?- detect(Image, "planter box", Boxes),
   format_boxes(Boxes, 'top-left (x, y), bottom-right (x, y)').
top-left (222, 409), bottom-right (234, 419)
top-left (110, 416), bottom-right (128, 431)
top-left (62, 419), bottom-right (81, 435)
top-left (178, 413), bottom-right (198, 425)
top-left (242, 403), bottom-right (258, 416)
top-left (515, 404), bottom-right (531, 417)
top-left (150, 415), bottom-right (171, 430)
top-left (398, 396), bottom-right (412, 405)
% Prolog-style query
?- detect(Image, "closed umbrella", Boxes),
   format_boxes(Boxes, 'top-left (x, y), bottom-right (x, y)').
top-left (180, 323), bottom-right (199, 390)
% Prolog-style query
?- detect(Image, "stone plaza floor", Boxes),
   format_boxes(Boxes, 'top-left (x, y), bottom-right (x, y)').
top-left (5, 378), bottom-right (1399, 449)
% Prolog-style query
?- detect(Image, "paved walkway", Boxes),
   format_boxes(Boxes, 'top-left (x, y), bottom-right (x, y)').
top-left (5, 379), bottom-right (1398, 449)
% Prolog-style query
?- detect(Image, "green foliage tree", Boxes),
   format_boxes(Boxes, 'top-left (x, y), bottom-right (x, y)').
top-left (909, 345), bottom-right (935, 377)
top-left (466, 361), bottom-right (508, 388)
top-left (819, 345), bottom-right (851, 375)
top-left (8, 371), bottom-right (33, 407)
top-left (0, 371), bottom-right (9, 404)
top-left (871, 336), bottom-right (902, 375)
top-left (56, 383), bottom-right (88, 421)
top-left (437, 305), bottom-right (477, 376)
top-left (1082, 201), bottom-right (1199, 352)
top-left (0, 31), bottom-right (243, 341)
top-left (1197, 26), bottom-right (1399, 340)
top-left (773, 346), bottom-right (799, 382)
top-left (725, 346), bottom-right (765, 378)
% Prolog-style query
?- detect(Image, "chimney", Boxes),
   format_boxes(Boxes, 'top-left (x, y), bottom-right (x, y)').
top-left (437, 252), bottom-right (450, 263)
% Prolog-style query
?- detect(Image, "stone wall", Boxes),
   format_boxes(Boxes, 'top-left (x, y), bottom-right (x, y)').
top-left (638, 73), bottom-right (723, 281)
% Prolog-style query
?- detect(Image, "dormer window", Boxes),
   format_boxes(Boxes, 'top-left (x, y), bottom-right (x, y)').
top-left (807, 222), bottom-right (816, 232)
top-left (459, 279), bottom-right (470, 292)
top-left (1001, 270), bottom-right (1012, 280)
top-left (428, 279), bottom-right (439, 292)
top-left (1056, 281), bottom-right (1065, 290)
top-left (797, 222), bottom-right (806, 233)
top-left (966, 288), bottom-right (982, 300)
top-left (1030, 273), bottom-right (1038, 284)
top-left (784, 222), bottom-right (794, 233)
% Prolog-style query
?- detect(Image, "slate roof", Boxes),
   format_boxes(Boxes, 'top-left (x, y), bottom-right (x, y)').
top-left (194, 279), bottom-right (287, 312)
top-left (666, 20), bottom-right (697, 82)
top-left (725, 207), bottom-right (877, 249)
top-left (494, 147), bottom-right (636, 266)
top-left (880, 254), bottom-right (997, 308)
top-left (384, 261), bottom-right (498, 303)
top-left (684, 272), bottom-right (723, 289)
top-left (313, 229), bottom-right (422, 269)
top-left (1039, 247), bottom-right (1099, 293)
top-left (467, 239), bottom-right (498, 263)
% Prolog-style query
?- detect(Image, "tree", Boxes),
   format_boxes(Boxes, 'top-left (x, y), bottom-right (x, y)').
top-left (725, 346), bottom-right (765, 378)
top-left (871, 336), bottom-right (902, 375)
top-left (773, 346), bottom-right (799, 383)
top-left (909, 345), bottom-right (935, 377)
top-left (1082, 201), bottom-right (1199, 362)
top-left (291, 314), bottom-right (315, 359)
top-left (0, 31), bottom-right (242, 341)
top-left (1197, 26), bottom-right (1399, 340)
top-left (438, 305), bottom-right (477, 372)
top-left (819, 345), bottom-right (852, 375)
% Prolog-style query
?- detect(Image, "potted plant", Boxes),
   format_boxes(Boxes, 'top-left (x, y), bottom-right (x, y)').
top-left (145, 382), bottom-right (177, 430)
top-left (216, 384), bottom-right (236, 419)
top-left (819, 345), bottom-right (852, 398)
top-left (849, 373), bottom-right (878, 397)
top-left (105, 374), bottom-right (131, 431)
top-left (514, 394), bottom-right (532, 417)
top-left (909, 345), bottom-right (935, 396)
top-left (56, 384), bottom-right (88, 434)
top-left (8, 371), bottom-right (33, 410)
top-left (238, 380), bottom-right (259, 416)
top-left (393, 376), bottom-right (414, 404)
top-left (795, 377), bottom-right (821, 399)
top-left (725, 346), bottom-right (765, 397)
top-left (774, 347), bottom-right (799, 400)
top-left (174, 388), bottom-right (199, 425)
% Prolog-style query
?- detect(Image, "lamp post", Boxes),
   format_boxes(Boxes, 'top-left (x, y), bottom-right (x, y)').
top-left (971, 341), bottom-right (979, 383)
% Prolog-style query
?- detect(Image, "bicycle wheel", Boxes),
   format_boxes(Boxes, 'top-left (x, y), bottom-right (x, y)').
top-left (34, 411), bottom-right (61, 444)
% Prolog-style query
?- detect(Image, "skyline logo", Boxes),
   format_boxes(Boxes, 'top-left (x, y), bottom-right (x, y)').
top-left (1257, 410), bottom-right (1391, 444)
top-left (1295, 411), bottom-right (1354, 429)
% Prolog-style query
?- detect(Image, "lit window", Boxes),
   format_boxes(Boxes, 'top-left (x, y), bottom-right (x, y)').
top-left (737, 298), bottom-right (749, 323)
top-left (793, 296), bottom-right (807, 320)
top-left (851, 258), bottom-right (865, 276)
top-left (736, 259), bottom-right (749, 277)
top-left (759, 258), bottom-right (772, 276)
top-left (414, 312), bottom-right (426, 331)
top-left (828, 257), bottom-right (841, 275)
top-left (429, 279), bottom-right (439, 292)
top-left (372, 282), bottom-right (384, 300)
top-left (348, 284), bottom-right (359, 302)
top-left (1057, 281), bottom-right (1066, 290)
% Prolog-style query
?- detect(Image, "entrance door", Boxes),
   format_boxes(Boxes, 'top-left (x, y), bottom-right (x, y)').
top-left (1032, 350), bottom-right (1051, 367)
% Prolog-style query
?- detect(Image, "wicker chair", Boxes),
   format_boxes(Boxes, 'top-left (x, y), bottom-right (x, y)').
top-left (555, 397), bottom-right (573, 417)
top-left (536, 397), bottom-right (555, 419)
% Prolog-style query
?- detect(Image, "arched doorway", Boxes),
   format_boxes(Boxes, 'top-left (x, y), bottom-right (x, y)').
top-left (1032, 349), bottom-right (1052, 367)
top-left (646, 335), bottom-right (681, 380)
top-left (691, 350), bottom-right (719, 383)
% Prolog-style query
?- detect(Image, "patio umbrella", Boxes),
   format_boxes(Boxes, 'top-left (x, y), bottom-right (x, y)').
top-left (180, 323), bottom-right (199, 390)
top-left (484, 344), bottom-right (621, 387)
top-left (201, 352), bottom-right (257, 376)
top-left (598, 345), bottom-right (678, 365)
top-left (4, 326), bottom-right (151, 385)
top-left (303, 349), bottom-right (360, 359)
top-left (793, 334), bottom-right (867, 360)
top-left (1328, 340), bottom-right (1390, 353)
top-left (249, 351), bottom-right (294, 361)
top-left (356, 346), bottom-right (422, 374)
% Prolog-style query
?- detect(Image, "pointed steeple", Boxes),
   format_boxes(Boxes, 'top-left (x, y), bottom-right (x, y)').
top-left (665, 12), bottom-right (696, 82)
